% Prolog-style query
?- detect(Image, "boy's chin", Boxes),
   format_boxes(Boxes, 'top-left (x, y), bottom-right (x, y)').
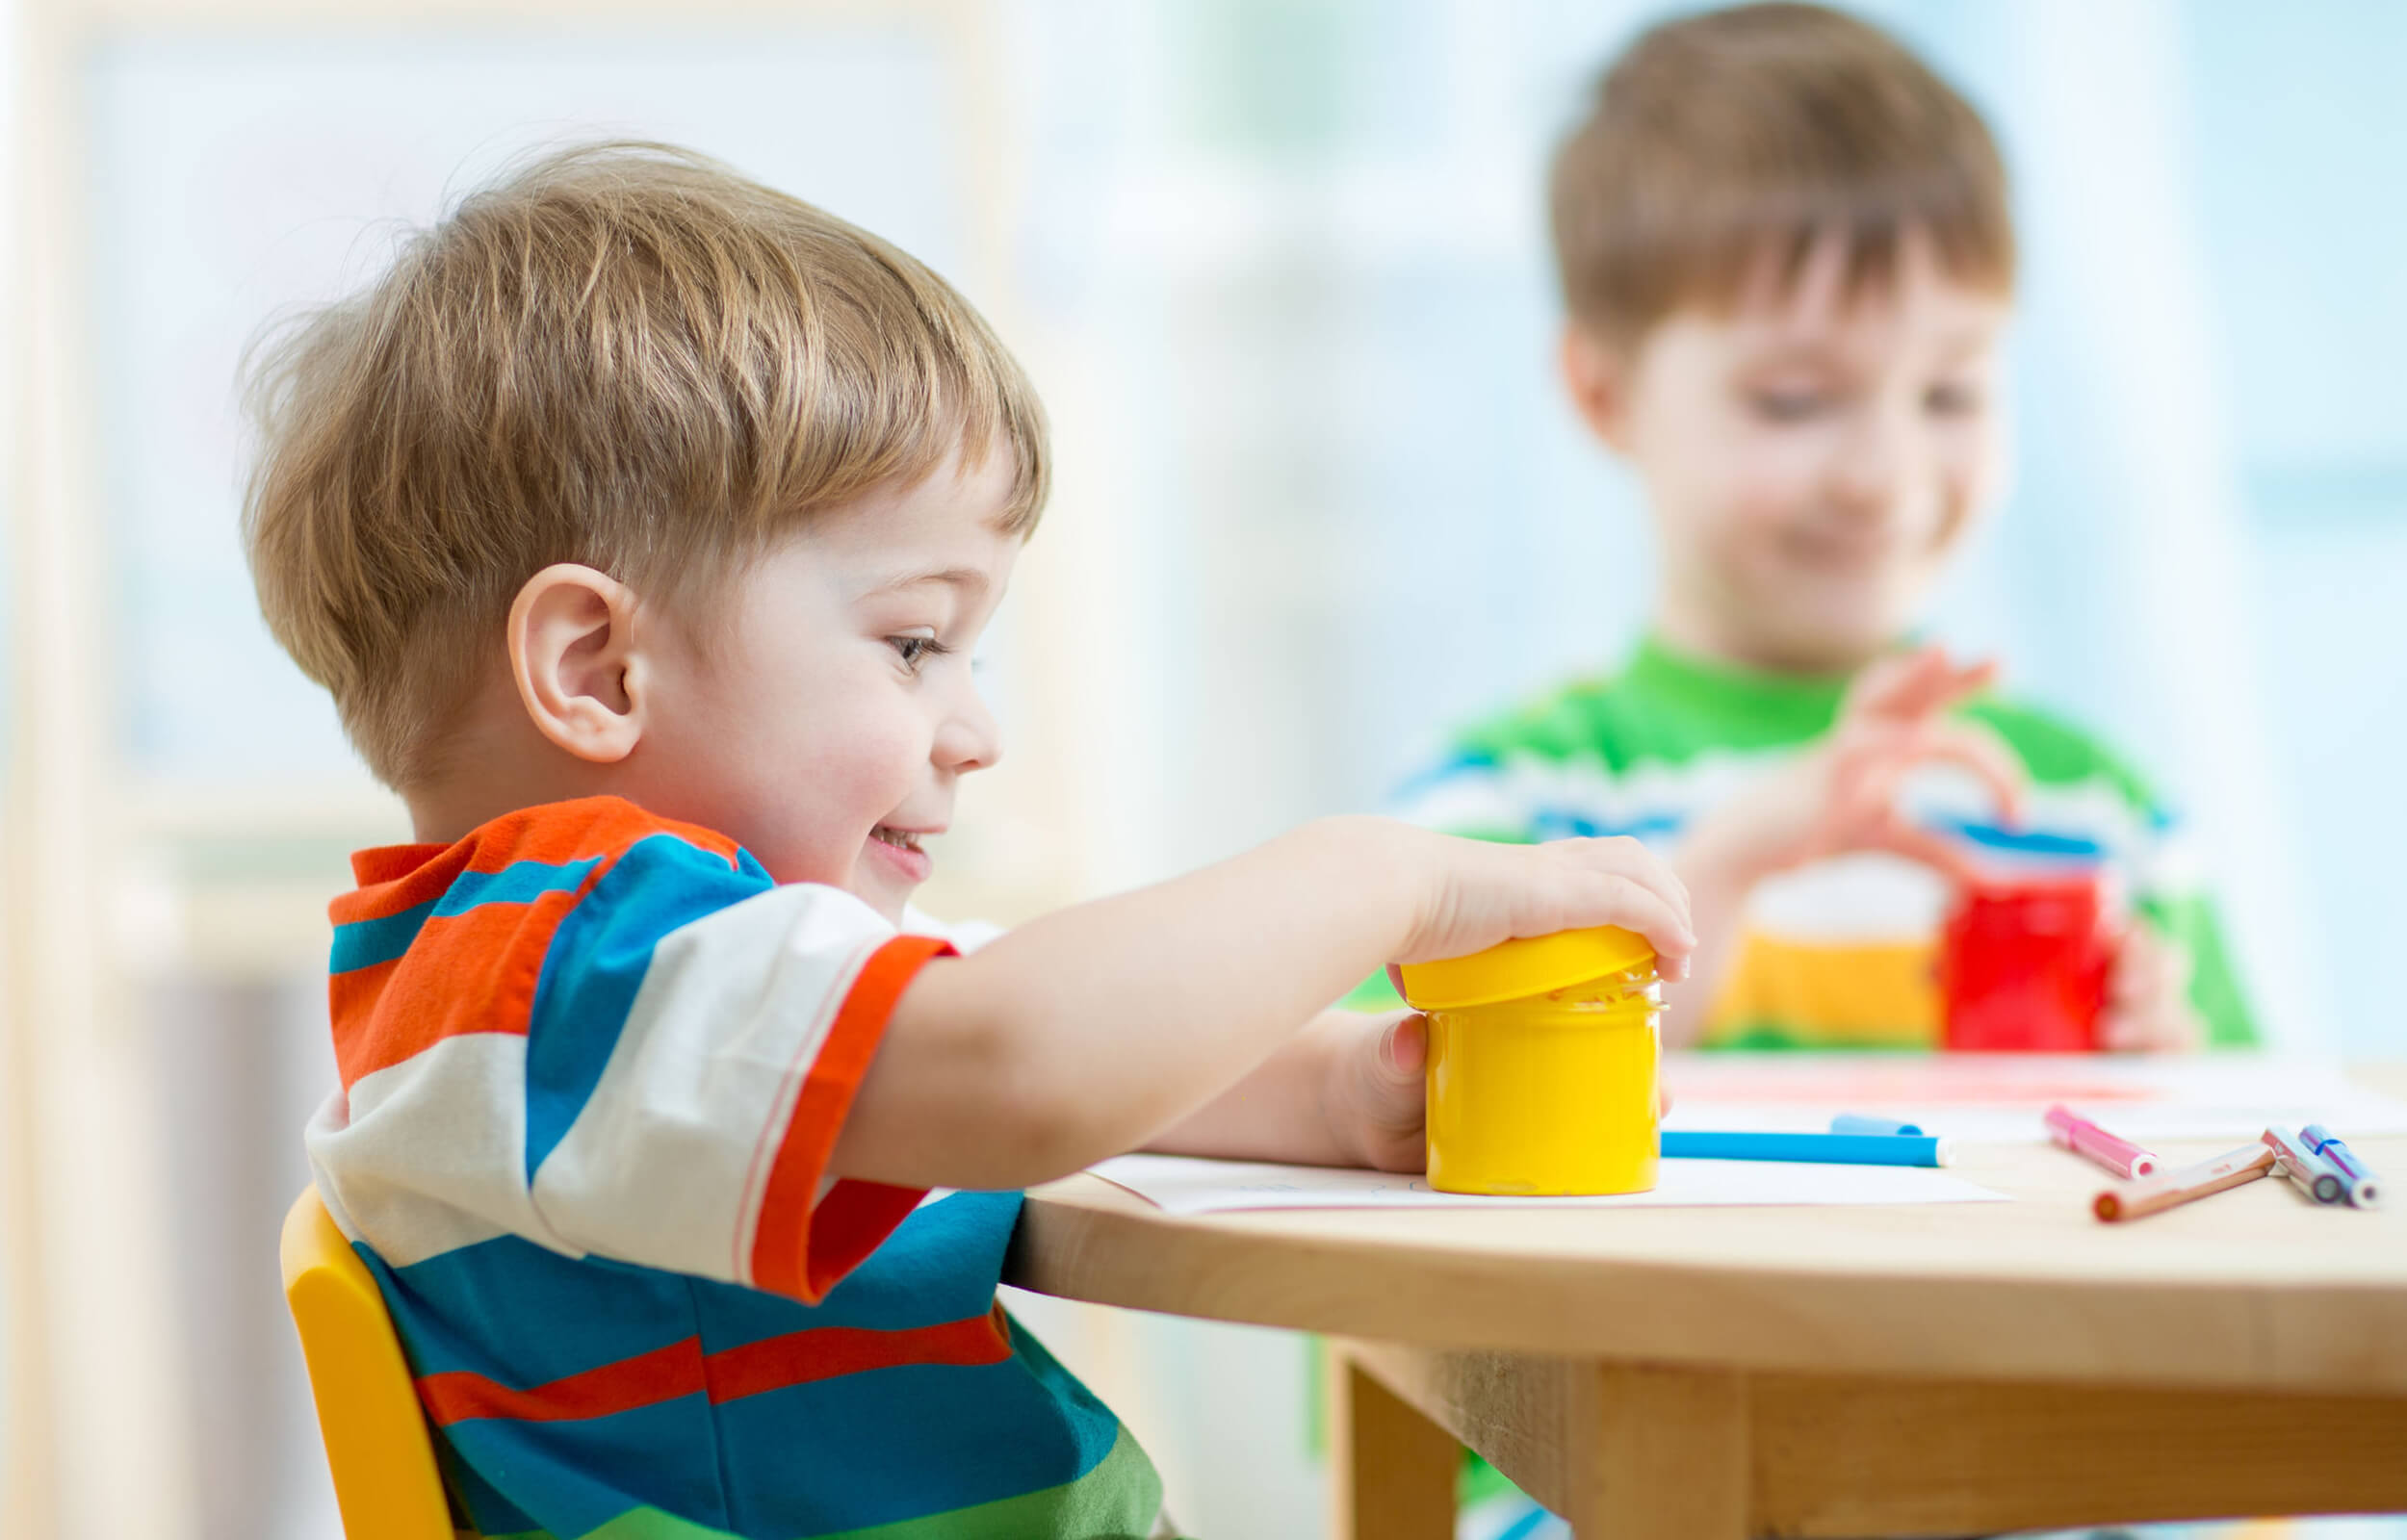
top-left (844, 860), bottom-right (919, 928)
top-left (848, 882), bottom-right (913, 929)
top-left (1753, 603), bottom-right (1920, 672)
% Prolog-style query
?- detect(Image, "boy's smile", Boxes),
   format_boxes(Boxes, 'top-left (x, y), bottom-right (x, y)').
top-left (1569, 229), bottom-right (2011, 675)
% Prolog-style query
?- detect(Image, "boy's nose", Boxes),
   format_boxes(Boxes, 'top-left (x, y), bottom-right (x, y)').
top-left (933, 684), bottom-right (1003, 775)
top-left (1829, 408), bottom-right (1915, 518)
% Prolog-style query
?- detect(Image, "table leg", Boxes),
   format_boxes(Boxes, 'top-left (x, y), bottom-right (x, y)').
top-left (1571, 1363), bottom-right (1748, 1539)
top-left (1334, 1341), bottom-right (1747, 1540)
top-left (1325, 1340), bottom-right (1457, 1540)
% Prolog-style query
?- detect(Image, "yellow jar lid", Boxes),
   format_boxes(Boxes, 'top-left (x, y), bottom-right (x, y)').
top-left (1396, 926), bottom-right (1656, 1012)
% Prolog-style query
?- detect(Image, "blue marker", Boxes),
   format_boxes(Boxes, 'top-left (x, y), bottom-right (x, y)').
top-left (2301, 1124), bottom-right (2384, 1210)
top-left (1830, 1114), bottom-right (1925, 1138)
top-left (1662, 1130), bottom-right (1953, 1168)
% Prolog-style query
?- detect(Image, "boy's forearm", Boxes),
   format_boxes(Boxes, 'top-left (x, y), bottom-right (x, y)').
top-left (1142, 1011), bottom-right (1362, 1168)
top-left (836, 818), bottom-right (1428, 1190)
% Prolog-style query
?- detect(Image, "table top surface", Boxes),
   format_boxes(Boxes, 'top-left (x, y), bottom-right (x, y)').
top-left (1005, 1065), bottom-right (2407, 1395)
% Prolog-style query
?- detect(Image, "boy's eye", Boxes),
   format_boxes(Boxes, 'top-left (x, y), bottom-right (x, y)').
top-left (888, 634), bottom-right (949, 672)
top-left (1750, 390), bottom-right (1830, 423)
top-left (1926, 381), bottom-right (1985, 417)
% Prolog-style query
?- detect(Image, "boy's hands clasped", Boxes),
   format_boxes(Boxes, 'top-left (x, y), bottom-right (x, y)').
top-left (1686, 647), bottom-right (2024, 888)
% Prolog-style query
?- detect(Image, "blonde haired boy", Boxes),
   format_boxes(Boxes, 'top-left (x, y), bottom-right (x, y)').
top-left (1391, 2), bottom-right (2255, 1057)
top-left (248, 143), bottom-right (1692, 1539)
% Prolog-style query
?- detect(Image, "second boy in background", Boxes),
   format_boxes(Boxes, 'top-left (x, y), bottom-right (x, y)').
top-left (1386, 1), bottom-right (2256, 1055)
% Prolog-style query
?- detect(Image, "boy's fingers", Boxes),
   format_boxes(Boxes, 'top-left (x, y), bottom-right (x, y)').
top-left (1873, 818), bottom-right (1992, 886)
top-left (1346, 1014), bottom-right (1431, 1173)
top-left (1898, 654), bottom-right (1999, 722)
top-left (1934, 657), bottom-right (2002, 706)
top-left (1377, 1012), bottom-right (1429, 1077)
top-left (1903, 722), bottom-right (2027, 821)
top-left (2097, 1008), bottom-right (2148, 1052)
top-left (1580, 873), bottom-right (1696, 968)
top-left (1569, 835), bottom-right (1691, 913)
top-left (2098, 1001), bottom-right (2202, 1054)
top-left (1855, 650), bottom-right (2000, 725)
top-left (1849, 648), bottom-right (1945, 715)
top-left (2110, 930), bottom-right (2191, 1005)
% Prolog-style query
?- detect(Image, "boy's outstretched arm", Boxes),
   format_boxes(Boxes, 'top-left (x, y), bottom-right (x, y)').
top-left (834, 818), bottom-right (1693, 1192)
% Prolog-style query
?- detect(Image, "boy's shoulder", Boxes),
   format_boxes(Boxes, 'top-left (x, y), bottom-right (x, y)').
top-left (328, 799), bottom-right (789, 1039)
top-left (1440, 639), bottom-right (1845, 775)
top-left (337, 795), bottom-right (762, 918)
top-left (1446, 672), bottom-right (1629, 766)
top-left (1429, 652), bottom-right (2176, 821)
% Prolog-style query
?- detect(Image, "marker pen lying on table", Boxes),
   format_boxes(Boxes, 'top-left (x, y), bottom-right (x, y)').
top-left (2044, 1104), bottom-right (2160, 1180)
top-left (1662, 1131), bottom-right (1953, 1168)
top-left (2262, 1125), bottom-right (2344, 1205)
top-left (1830, 1114), bottom-right (1924, 1138)
top-left (2302, 1124), bottom-right (2384, 1210)
top-left (2093, 1142), bottom-right (2274, 1223)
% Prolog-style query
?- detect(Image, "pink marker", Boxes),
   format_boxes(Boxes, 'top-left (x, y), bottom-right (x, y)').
top-left (2045, 1104), bottom-right (2161, 1180)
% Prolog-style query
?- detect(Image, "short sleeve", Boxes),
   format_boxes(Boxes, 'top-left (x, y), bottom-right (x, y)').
top-left (525, 865), bottom-right (950, 1301)
top-left (900, 904), bottom-right (1006, 954)
top-left (311, 821), bottom-right (952, 1305)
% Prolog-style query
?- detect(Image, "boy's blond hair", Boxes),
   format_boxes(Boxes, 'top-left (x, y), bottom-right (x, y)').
top-left (244, 141), bottom-right (1047, 790)
top-left (1551, 1), bottom-right (2015, 347)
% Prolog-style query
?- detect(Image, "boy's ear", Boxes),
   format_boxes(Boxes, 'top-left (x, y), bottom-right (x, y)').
top-left (506, 563), bottom-right (648, 764)
top-left (1560, 323), bottom-right (1637, 454)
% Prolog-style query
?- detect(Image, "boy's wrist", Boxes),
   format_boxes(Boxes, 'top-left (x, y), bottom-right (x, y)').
top-left (1674, 805), bottom-right (1784, 896)
top-left (1296, 814), bottom-right (1436, 960)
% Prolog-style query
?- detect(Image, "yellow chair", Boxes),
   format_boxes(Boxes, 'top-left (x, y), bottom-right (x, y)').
top-left (279, 1187), bottom-right (465, 1540)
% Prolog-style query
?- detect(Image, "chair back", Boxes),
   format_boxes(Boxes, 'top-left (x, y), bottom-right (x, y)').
top-left (279, 1187), bottom-right (459, 1540)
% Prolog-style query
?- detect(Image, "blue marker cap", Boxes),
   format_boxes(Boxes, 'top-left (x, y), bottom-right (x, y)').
top-left (2302, 1124), bottom-right (2384, 1210)
top-left (1831, 1114), bottom-right (1924, 1138)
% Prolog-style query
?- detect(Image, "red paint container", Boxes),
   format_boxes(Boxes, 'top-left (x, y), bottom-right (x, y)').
top-left (1938, 875), bottom-right (2111, 1053)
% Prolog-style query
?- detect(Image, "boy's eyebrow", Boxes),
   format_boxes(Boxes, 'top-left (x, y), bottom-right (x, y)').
top-left (866, 565), bottom-right (992, 599)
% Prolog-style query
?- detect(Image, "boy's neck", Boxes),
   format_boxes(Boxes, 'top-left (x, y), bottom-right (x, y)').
top-left (1652, 602), bottom-right (1882, 680)
top-left (400, 677), bottom-right (626, 847)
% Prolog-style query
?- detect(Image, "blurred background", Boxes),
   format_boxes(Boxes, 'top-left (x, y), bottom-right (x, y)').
top-left (1, 0), bottom-right (2401, 1535)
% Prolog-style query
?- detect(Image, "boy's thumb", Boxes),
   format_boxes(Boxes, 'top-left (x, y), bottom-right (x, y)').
top-left (1379, 1013), bottom-right (1429, 1077)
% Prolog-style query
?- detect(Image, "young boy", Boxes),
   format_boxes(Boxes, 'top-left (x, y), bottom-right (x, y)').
top-left (246, 143), bottom-right (1693, 1540)
top-left (1390, 2), bottom-right (2255, 1056)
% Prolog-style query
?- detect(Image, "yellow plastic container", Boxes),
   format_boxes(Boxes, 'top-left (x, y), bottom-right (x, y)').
top-left (1398, 926), bottom-right (1662, 1196)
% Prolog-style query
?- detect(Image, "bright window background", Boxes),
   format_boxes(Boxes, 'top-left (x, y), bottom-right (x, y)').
top-left (4, 2), bottom-right (2400, 1536)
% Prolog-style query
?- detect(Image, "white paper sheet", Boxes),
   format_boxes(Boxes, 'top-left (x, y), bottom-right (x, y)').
top-left (1088, 1154), bottom-right (2007, 1216)
top-left (1658, 1052), bottom-right (2407, 1143)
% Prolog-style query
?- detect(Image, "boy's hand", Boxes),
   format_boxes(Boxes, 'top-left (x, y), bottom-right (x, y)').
top-left (1326, 1012), bottom-right (1430, 1172)
top-left (1684, 647), bottom-right (2024, 888)
top-left (2098, 926), bottom-right (2204, 1053)
top-left (1394, 829), bottom-right (1696, 981)
top-left (1321, 1010), bottom-right (1678, 1174)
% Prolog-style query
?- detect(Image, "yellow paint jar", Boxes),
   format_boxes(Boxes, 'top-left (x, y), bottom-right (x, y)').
top-left (1397, 926), bottom-right (1661, 1196)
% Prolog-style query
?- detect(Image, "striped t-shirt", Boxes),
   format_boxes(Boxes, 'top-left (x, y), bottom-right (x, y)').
top-left (305, 796), bottom-right (1165, 1540)
top-left (1379, 636), bottom-right (2256, 1049)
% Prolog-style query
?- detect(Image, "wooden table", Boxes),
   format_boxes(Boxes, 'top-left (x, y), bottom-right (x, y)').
top-left (1004, 1070), bottom-right (2407, 1538)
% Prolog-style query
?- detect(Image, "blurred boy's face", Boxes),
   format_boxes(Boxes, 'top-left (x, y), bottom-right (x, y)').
top-left (1565, 229), bottom-right (2010, 673)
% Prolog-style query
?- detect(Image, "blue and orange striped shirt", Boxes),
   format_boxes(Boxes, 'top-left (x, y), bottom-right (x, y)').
top-left (305, 796), bottom-right (1166, 1539)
